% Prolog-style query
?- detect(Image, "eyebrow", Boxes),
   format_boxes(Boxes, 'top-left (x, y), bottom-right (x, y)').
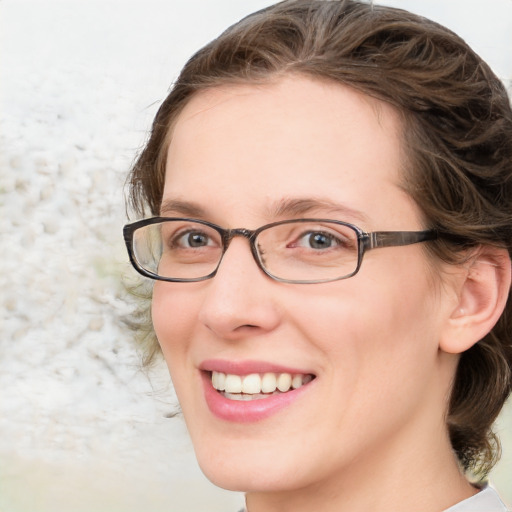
top-left (159, 197), bottom-right (369, 225)
top-left (267, 197), bottom-right (369, 224)
top-left (160, 198), bottom-right (208, 218)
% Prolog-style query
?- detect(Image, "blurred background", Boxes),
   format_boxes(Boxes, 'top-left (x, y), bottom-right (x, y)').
top-left (1, 1), bottom-right (510, 511)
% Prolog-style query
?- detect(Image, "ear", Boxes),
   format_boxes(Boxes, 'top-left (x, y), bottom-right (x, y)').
top-left (439, 246), bottom-right (511, 354)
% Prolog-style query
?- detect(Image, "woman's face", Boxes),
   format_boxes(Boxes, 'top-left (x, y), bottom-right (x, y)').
top-left (152, 77), bottom-right (457, 493)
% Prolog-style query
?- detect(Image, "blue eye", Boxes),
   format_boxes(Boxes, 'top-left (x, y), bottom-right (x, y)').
top-left (178, 231), bottom-right (213, 248)
top-left (297, 231), bottom-right (339, 250)
top-left (307, 232), bottom-right (334, 249)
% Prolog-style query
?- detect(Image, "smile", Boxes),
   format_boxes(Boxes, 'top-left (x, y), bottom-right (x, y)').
top-left (200, 361), bottom-right (316, 422)
top-left (211, 371), bottom-right (315, 400)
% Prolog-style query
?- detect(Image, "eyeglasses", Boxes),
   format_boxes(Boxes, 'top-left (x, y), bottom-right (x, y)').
top-left (123, 217), bottom-right (438, 284)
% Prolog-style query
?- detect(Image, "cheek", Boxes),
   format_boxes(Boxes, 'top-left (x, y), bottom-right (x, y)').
top-left (151, 282), bottom-right (200, 370)
top-left (294, 255), bottom-right (441, 398)
top-left (151, 283), bottom-right (207, 423)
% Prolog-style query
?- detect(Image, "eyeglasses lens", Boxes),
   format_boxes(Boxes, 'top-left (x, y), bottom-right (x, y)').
top-left (132, 220), bottom-right (360, 282)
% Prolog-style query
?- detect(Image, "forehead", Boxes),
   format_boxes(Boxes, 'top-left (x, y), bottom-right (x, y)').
top-left (164, 76), bottom-right (417, 229)
top-left (170, 76), bottom-right (402, 153)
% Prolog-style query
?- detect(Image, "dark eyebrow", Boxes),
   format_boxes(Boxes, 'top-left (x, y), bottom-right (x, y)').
top-left (159, 196), bottom-right (369, 225)
top-left (160, 198), bottom-right (208, 218)
top-left (267, 197), bottom-right (369, 225)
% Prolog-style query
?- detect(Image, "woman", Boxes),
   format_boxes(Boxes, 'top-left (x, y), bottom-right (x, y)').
top-left (123, 1), bottom-right (512, 510)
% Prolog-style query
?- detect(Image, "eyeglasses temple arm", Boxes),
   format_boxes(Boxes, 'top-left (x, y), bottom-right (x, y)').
top-left (368, 230), bottom-right (438, 250)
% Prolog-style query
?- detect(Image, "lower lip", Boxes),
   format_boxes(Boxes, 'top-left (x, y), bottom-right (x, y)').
top-left (201, 372), bottom-right (312, 423)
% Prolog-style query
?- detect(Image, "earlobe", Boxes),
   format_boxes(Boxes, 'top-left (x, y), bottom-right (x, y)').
top-left (439, 246), bottom-right (511, 354)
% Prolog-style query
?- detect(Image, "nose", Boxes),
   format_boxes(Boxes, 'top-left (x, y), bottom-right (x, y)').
top-left (198, 237), bottom-right (281, 340)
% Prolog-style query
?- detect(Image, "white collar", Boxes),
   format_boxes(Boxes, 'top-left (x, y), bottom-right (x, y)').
top-left (238, 485), bottom-right (510, 512)
top-left (443, 485), bottom-right (509, 512)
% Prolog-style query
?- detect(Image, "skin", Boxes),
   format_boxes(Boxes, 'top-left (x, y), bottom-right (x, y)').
top-left (151, 76), bottom-right (480, 512)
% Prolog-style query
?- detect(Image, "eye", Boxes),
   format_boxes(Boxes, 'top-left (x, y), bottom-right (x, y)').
top-left (297, 231), bottom-right (339, 250)
top-left (176, 230), bottom-right (215, 248)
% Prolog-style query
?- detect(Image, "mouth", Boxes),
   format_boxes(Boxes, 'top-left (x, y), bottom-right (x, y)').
top-left (199, 360), bottom-right (316, 422)
top-left (210, 371), bottom-right (315, 401)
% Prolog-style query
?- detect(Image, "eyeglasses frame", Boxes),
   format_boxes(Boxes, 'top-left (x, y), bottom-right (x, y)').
top-left (123, 216), bottom-right (438, 284)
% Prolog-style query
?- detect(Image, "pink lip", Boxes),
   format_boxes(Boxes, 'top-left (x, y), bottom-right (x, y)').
top-left (199, 360), bottom-right (315, 423)
top-left (200, 359), bottom-right (313, 375)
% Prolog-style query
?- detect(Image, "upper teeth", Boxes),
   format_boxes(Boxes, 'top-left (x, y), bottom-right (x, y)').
top-left (211, 372), bottom-right (312, 394)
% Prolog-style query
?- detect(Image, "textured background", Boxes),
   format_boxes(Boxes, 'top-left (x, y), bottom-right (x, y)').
top-left (1, 1), bottom-right (510, 510)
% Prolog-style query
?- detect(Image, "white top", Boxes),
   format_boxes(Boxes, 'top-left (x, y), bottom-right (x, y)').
top-left (238, 485), bottom-right (510, 512)
top-left (444, 486), bottom-right (510, 512)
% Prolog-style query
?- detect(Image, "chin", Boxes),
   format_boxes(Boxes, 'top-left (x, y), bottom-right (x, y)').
top-left (191, 433), bottom-right (324, 494)
top-left (198, 459), bottom-right (299, 493)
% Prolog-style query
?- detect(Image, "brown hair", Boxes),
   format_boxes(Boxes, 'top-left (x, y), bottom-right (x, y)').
top-left (127, 0), bottom-right (512, 476)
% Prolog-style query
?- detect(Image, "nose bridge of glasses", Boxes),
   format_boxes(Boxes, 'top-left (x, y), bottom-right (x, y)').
top-left (216, 227), bottom-right (263, 276)
top-left (222, 227), bottom-right (255, 248)
top-left (219, 227), bottom-right (263, 273)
